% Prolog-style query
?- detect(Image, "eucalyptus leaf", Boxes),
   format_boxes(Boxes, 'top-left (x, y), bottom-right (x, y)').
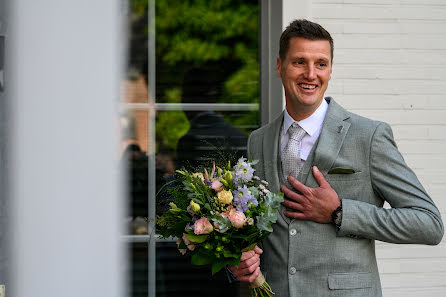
top-left (211, 215), bottom-right (231, 233)
top-left (249, 186), bottom-right (259, 198)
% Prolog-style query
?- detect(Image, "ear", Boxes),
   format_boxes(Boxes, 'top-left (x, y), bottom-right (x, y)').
top-left (276, 57), bottom-right (282, 78)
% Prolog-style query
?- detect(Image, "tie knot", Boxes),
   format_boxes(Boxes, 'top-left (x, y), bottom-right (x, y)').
top-left (288, 123), bottom-right (306, 141)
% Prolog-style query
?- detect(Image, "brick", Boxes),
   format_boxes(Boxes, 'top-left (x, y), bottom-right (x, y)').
top-left (332, 65), bottom-right (446, 80)
top-left (314, 4), bottom-right (446, 21)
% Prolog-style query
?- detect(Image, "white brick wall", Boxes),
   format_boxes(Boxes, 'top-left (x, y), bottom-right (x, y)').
top-left (309, 0), bottom-right (446, 295)
top-left (283, 0), bottom-right (446, 295)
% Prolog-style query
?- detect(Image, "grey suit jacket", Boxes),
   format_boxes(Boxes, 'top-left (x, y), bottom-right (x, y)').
top-left (247, 98), bottom-right (444, 297)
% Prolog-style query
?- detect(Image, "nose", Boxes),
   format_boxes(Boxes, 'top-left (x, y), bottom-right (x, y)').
top-left (304, 64), bottom-right (316, 80)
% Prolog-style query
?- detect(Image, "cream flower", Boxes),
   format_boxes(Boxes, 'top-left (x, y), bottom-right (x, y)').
top-left (190, 200), bottom-right (201, 213)
top-left (192, 172), bottom-right (204, 182)
top-left (217, 190), bottom-right (233, 205)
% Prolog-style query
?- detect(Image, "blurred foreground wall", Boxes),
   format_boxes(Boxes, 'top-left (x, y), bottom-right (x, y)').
top-left (5, 1), bottom-right (124, 296)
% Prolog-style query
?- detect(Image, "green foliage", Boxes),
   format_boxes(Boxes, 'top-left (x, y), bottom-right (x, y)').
top-left (156, 0), bottom-right (258, 66)
top-left (154, 0), bottom-right (260, 144)
top-left (155, 88), bottom-right (190, 150)
top-left (256, 192), bottom-right (284, 233)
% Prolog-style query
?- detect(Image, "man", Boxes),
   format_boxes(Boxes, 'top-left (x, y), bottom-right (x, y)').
top-left (229, 19), bottom-right (444, 297)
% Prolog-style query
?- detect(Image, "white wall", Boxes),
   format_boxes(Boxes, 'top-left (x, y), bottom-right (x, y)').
top-left (7, 1), bottom-right (124, 296)
top-left (282, 0), bottom-right (446, 296)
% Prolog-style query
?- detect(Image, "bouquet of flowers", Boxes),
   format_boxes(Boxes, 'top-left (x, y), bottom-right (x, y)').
top-left (157, 157), bottom-right (283, 297)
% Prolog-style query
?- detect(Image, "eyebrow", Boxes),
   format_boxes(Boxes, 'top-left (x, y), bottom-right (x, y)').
top-left (292, 56), bottom-right (330, 62)
top-left (316, 58), bottom-right (329, 63)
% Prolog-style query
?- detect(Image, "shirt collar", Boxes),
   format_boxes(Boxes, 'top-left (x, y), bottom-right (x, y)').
top-left (282, 98), bottom-right (329, 136)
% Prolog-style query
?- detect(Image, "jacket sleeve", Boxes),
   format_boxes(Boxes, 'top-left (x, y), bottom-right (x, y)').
top-left (338, 122), bottom-right (444, 245)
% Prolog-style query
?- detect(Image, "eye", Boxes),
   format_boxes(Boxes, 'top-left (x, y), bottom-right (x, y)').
top-left (293, 60), bottom-right (303, 65)
top-left (318, 63), bottom-right (327, 68)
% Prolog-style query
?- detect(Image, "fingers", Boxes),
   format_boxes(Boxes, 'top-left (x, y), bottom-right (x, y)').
top-left (312, 166), bottom-right (328, 187)
top-left (286, 175), bottom-right (307, 193)
top-left (236, 253), bottom-right (260, 269)
top-left (280, 184), bottom-right (306, 204)
top-left (231, 256), bottom-right (260, 276)
top-left (240, 249), bottom-right (257, 262)
top-left (282, 198), bottom-right (304, 212)
top-left (284, 210), bottom-right (306, 220)
top-left (228, 247), bottom-right (262, 283)
top-left (254, 245), bottom-right (263, 255)
top-left (238, 267), bottom-right (260, 283)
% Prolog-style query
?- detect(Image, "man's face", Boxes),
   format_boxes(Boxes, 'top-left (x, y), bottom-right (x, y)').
top-left (277, 37), bottom-right (332, 119)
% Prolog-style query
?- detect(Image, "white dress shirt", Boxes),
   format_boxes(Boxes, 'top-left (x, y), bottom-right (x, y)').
top-left (280, 99), bottom-right (329, 167)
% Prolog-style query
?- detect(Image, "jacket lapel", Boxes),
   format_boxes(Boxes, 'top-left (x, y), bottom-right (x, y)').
top-left (304, 98), bottom-right (351, 186)
top-left (262, 112), bottom-right (283, 194)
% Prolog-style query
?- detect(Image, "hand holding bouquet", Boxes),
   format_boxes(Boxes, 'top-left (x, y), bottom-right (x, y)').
top-left (157, 157), bottom-right (283, 296)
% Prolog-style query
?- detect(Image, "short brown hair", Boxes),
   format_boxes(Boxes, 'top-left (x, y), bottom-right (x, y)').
top-left (279, 19), bottom-right (334, 62)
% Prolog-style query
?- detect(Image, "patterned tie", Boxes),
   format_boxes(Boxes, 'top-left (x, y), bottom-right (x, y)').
top-left (283, 123), bottom-right (306, 184)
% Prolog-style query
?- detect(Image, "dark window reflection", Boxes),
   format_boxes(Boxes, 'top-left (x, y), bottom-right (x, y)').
top-left (129, 243), bottom-right (148, 297)
top-left (176, 64), bottom-right (249, 170)
top-left (156, 242), bottom-right (239, 297)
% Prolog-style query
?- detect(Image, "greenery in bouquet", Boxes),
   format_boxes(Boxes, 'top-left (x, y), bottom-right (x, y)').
top-left (157, 157), bottom-right (283, 282)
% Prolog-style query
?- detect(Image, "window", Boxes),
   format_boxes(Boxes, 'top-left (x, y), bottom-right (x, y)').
top-left (120, 1), bottom-right (261, 296)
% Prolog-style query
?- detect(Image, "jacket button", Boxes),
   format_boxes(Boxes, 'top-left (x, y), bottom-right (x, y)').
top-left (289, 229), bottom-right (297, 236)
top-left (289, 267), bottom-right (297, 275)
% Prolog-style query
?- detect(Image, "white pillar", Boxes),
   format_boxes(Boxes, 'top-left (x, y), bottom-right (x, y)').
top-left (7, 1), bottom-right (124, 297)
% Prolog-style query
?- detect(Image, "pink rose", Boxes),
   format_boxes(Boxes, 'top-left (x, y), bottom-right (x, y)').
top-left (211, 180), bottom-right (224, 192)
top-left (194, 217), bottom-right (214, 235)
top-left (221, 208), bottom-right (246, 229)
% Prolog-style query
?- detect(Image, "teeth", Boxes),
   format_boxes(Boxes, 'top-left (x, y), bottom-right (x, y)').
top-left (299, 84), bottom-right (316, 89)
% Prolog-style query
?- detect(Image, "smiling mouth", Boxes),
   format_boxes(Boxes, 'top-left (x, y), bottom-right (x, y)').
top-left (298, 83), bottom-right (317, 90)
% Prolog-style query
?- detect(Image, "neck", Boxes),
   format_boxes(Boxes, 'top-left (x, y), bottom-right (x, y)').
top-left (286, 99), bottom-right (323, 121)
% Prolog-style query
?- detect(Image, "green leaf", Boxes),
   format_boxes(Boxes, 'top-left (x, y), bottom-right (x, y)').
top-left (223, 250), bottom-right (237, 258)
top-left (212, 260), bottom-right (230, 275)
top-left (241, 243), bottom-right (257, 252)
top-left (228, 257), bottom-right (241, 267)
top-left (186, 234), bottom-right (209, 243)
top-left (191, 252), bottom-right (213, 266)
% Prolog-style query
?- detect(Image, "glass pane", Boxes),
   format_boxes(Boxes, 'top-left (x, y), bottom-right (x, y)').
top-left (155, 0), bottom-right (259, 105)
top-left (120, 109), bottom-right (150, 233)
top-left (122, 0), bottom-right (150, 103)
top-left (155, 109), bottom-right (259, 216)
top-left (156, 241), bottom-right (240, 297)
top-left (128, 243), bottom-right (149, 297)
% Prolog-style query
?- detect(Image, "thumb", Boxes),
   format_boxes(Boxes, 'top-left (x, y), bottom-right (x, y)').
top-left (313, 166), bottom-right (328, 187)
top-left (254, 245), bottom-right (263, 254)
